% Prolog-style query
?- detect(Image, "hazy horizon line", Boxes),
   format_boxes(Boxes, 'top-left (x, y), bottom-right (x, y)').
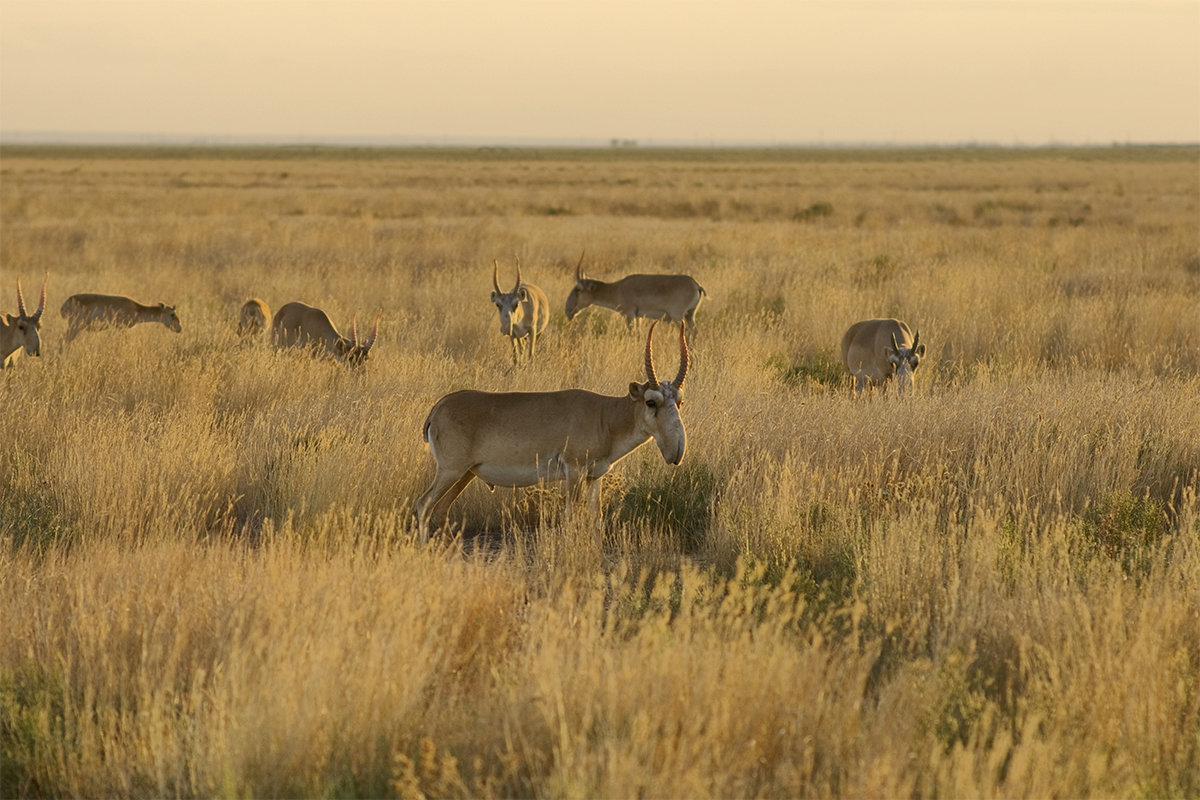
top-left (5, 130), bottom-right (1197, 150)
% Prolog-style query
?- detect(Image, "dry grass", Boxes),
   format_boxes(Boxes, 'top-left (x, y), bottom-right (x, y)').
top-left (2, 145), bottom-right (1198, 798)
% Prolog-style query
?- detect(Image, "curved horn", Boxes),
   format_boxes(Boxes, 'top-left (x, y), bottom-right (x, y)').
top-left (34, 274), bottom-right (46, 320)
top-left (364, 311), bottom-right (380, 350)
top-left (644, 320), bottom-right (660, 385)
top-left (512, 255), bottom-right (521, 294)
top-left (575, 250), bottom-right (586, 282)
top-left (492, 260), bottom-right (502, 294)
top-left (16, 277), bottom-right (26, 317)
top-left (350, 314), bottom-right (359, 347)
top-left (672, 322), bottom-right (689, 390)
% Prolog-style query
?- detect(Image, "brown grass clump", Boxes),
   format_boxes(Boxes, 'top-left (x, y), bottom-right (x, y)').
top-left (2, 145), bottom-right (1198, 797)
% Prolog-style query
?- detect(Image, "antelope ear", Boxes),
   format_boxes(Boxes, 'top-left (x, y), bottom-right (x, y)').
top-left (915, 343), bottom-right (926, 357)
top-left (490, 291), bottom-right (500, 302)
top-left (518, 287), bottom-right (529, 301)
top-left (5, 314), bottom-right (15, 324)
top-left (628, 382), bottom-right (645, 400)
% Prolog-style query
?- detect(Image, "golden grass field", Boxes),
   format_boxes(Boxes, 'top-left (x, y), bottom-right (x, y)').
top-left (2, 145), bottom-right (1198, 798)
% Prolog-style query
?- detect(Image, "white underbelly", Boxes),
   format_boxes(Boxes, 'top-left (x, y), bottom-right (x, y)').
top-left (473, 458), bottom-right (565, 488)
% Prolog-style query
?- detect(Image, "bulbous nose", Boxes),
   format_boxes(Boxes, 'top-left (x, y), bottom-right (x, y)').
top-left (660, 428), bottom-right (686, 465)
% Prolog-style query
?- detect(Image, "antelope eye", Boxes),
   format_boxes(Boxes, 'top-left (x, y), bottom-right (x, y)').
top-left (646, 399), bottom-right (657, 409)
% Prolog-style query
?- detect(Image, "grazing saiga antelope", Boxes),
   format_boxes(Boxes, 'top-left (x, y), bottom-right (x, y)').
top-left (417, 321), bottom-right (690, 543)
top-left (564, 252), bottom-right (706, 333)
top-left (491, 257), bottom-right (549, 364)
top-left (237, 298), bottom-right (271, 338)
top-left (60, 293), bottom-right (182, 342)
top-left (272, 301), bottom-right (379, 366)
top-left (2, 275), bottom-right (46, 367)
top-left (840, 318), bottom-right (926, 396)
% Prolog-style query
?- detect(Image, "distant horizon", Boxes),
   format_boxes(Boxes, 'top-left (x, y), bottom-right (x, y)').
top-left (5, 130), bottom-right (1197, 150)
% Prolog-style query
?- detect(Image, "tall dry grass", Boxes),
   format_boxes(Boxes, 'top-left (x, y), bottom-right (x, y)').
top-left (1, 146), bottom-right (1198, 797)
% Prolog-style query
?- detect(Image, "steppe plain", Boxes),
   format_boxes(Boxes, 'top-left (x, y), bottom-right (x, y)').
top-left (2, 145), bottom-right (1198, 797)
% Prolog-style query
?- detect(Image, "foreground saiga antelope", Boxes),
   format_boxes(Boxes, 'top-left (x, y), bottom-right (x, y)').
top-left (237, 298), bottom-right (271, 338)
top-left (564, 253), bottom-right (706, 332)
top-left (491, 257), bottom-right (549, 364)
top-left (272, 301), bottom-right (379, 366)
top-left (60, 293), bottom-right (182, 342)
top-left (416, 321), bottom-right (690, 542)
top-left (840, 318), bottom-right (926, 396)
top-left (2, 275), bottom-right (46, 367)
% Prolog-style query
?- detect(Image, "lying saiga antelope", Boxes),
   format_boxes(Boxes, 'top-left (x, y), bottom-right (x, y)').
top-left (272, 301), bottom-right (379, 366)
top-left (60, 293), bottom-right (182, 342)
top-left (237, 298), bottom-right (271, 338)
top-left (840, 318), bottom-right (926, 396)
top-left (491, 257), bottom-right (549, 364)
top-left (564, 252), bottom-right (706, 333)
top-left (416, 321), bottom-right (689, 543)
top-left (2, 275), bottom-right (46, 367)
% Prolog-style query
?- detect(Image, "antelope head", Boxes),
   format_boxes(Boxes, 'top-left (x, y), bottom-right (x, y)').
top-left (564, 251), bottom-right (598, 320)
top-left (887, 329), bottom-right (925, 395)
top-left (630, 320), bottom-right (689, 465)
top-left (159, 303), bottom-right (183, 333)
top-left (5, 274), bottom-right (47, 359)
top-left (491, 257), bottom-right (527, 336)
top-left (342, 311), bottom-right (380, 367)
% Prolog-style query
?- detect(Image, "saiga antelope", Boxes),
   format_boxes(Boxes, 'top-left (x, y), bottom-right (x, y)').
top-left (491, 257), bottom-right (549, 364)
top-left (2, 275), bottom-right (46, 367)
top-left (237, 298), bottom-right (271, 338)
top-left (60, 293), bottom-right (181, 342)
top-left (564, 252), bottom-right (706, 333)
top-left (840, 318), bottom-right (926, 396)
top-left (272, 301), bottom-right (379, 366)
top-left (417, 321), bottom-right (689, 542)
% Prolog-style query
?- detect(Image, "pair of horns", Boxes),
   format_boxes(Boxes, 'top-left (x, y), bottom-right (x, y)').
top-left (492, 257), bottom-right (522, 294)
top-left (351, 311), bottom-right (381, 350)
top-left (16, 275), bottom-right (46, 321)
top-left (890, 330), bottom-right (921, 353)
top-left (644, 321), bottom-right (688, 390)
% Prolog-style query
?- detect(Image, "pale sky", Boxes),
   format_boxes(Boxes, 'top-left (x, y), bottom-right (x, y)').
top-left (1, 1), bottom-right (1197, 145)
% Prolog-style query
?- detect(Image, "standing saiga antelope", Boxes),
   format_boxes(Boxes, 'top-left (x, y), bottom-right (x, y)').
top-left (237, 298), bottom-right (271, 338)
top-left (2, 275), bottom-right (47, 367)
top-left (564, 252), bottom-right (706, 333)
top-left (491, 257), bottom-right (549, 364)
top-left (840, 318), bottom-right (926, 396)
top-left (60, 293), bottom-right (182, 342)
top-left (416, 321), bottom-right (689, 543)
top-left (272, 301), bottom-right (380, 367)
